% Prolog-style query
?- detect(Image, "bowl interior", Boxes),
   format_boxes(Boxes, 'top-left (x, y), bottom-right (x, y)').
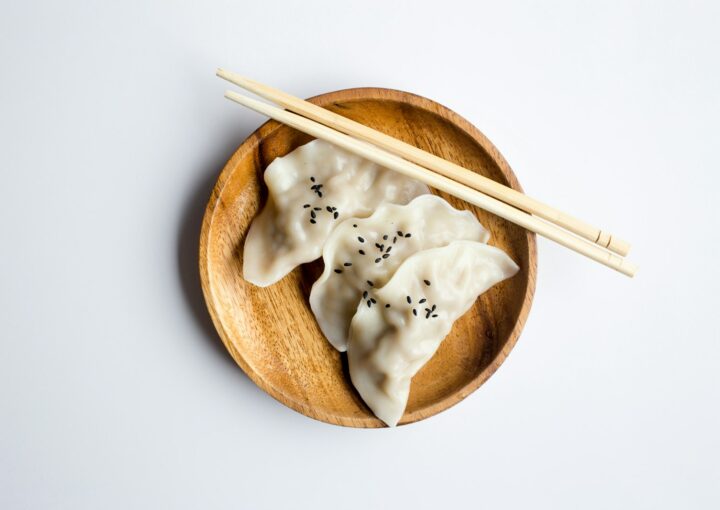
top-left (200, 88), bottom-right (536, 427)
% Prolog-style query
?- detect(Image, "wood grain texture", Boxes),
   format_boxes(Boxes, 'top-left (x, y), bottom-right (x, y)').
top-left (199, 88), bottom-right (537, 427)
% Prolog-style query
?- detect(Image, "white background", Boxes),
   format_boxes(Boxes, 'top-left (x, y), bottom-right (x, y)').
top-left (1, 1), bottom-right (718, 508)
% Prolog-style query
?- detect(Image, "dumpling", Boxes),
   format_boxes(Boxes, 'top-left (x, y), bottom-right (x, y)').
top-left (310, 195), bottom-right (489, 352)
top-left (346, 240), bottom-right (519, 426)
top-left (243, 139), bottom-right (428, 286)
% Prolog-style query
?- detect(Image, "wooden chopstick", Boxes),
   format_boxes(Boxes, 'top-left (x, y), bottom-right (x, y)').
top-left (217, 68), bottom-right (631, 257)
top-left (223, 89), bottom-right (637, 277)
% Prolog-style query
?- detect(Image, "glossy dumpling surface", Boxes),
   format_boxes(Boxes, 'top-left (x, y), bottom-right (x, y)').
top-left (310, 195), bottom-right (489, 352)
top-left (243, 139), bottom-right (428, 287)
top-left (346, 241), bottom-right (519, 426)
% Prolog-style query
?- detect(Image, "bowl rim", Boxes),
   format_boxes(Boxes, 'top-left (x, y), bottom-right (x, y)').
top-left (199, 87), bottom-right (537, 427)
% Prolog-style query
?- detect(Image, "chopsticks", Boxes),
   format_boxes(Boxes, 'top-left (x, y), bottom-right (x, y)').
top-left (218, 71), bottom-right (638, 277)
top-left (218, 69), bottom-right (631, 258)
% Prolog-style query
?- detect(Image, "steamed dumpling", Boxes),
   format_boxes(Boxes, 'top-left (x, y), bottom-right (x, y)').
top-left (310, 195), bottom-right (489, 352)
top-left (347, 241), bottom-right (519, 426)
top-left (243, 139), bottom-right (428, 286)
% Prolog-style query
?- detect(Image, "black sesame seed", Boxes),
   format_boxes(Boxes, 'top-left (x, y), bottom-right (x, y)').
top-left (326, 206), bottom-right (333, 212)
top-left (406, 296), bottom-right (412, 304)
top-left (397, 231), bottom-right (403, 236)
top-left (358, 249), bottom-right (365, 255)
top-left (311, 210), bottom-right (316, 218)
top-left (316, 184), bottom-right (323, 189)
top-left (344, 262), bottom-right (352, 267)
top-left (318, 192), bottom-right (323, 197)
top-left (405, 233), bottom-right (411, 238)
top-left (303, 204), bottom-right (310, 208)
top-left (363, 291), bottom-right (368, 299)
top-left (432, 314), bottom-right (438, 318)
top-left (353, 224), bottom-right (358, 228)
top-left (333, 212), bottom-right (339, 219)
top-left (431, 304), bottom-right (436, 311)
top-left (366, 280), bottom-right (374, 287)
top-left (412, 308), bottom-right (418, 316)
top-left (358, 236), bottom-right (365, 243)
top-left (374, 258), bottom-right (381, 263)
top-left (310, 219), bottom-right (316, 224)
top-left (375, 243), bottom-right (382, 249)
top-left (385, 246), bottom-right (392, 253)
top-left (419, 298), bottom-right (426, 304)
top-left (424, 279), bottom-right (431, 286)
top-left (383, 235), bottom-right (388, 241)
top-left (393, 236), bottom-right (397, 244)
top-left (310, 176), bottom-right (315, 182)
top-left (370, 298), bottom-right (376, 304)
top-left (385, 304), bottom-right (391, 308)
top-left (314, 207), bottom-right (321, 211)
top-left (367, 300), bottom-right (372, 308)
top-left (334, 269), bottom-right (342, 274)
top-left (382, 253), bottom-right (390, 259)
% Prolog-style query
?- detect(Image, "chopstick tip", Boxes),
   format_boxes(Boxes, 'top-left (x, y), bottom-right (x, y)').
top-left (623, 261), bottom-right (639, 278)
top-left (216, 68), bottom-right (253, 88)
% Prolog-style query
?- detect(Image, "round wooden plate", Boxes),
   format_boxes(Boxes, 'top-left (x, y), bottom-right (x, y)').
top-left (199, 88), bottom-right (536, 427)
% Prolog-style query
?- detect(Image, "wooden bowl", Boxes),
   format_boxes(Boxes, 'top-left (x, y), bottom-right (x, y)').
top-left (199, 88), bottom-right (536, 427)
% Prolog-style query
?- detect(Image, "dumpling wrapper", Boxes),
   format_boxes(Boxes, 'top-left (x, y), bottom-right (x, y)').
top-left (310, 195), bottom-right (489, 352)
top-left (347, 240), bottom-right (519, 427)
top-left (243, 139), bottom-right (428, 287)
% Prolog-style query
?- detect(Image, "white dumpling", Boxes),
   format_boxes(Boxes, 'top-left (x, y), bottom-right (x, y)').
top-left (310, 195), bottom-right (489, 352)
top-left (243, 139), bottom-right (428, 286)
top-left (346, 241), bottom-right (519, 426)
